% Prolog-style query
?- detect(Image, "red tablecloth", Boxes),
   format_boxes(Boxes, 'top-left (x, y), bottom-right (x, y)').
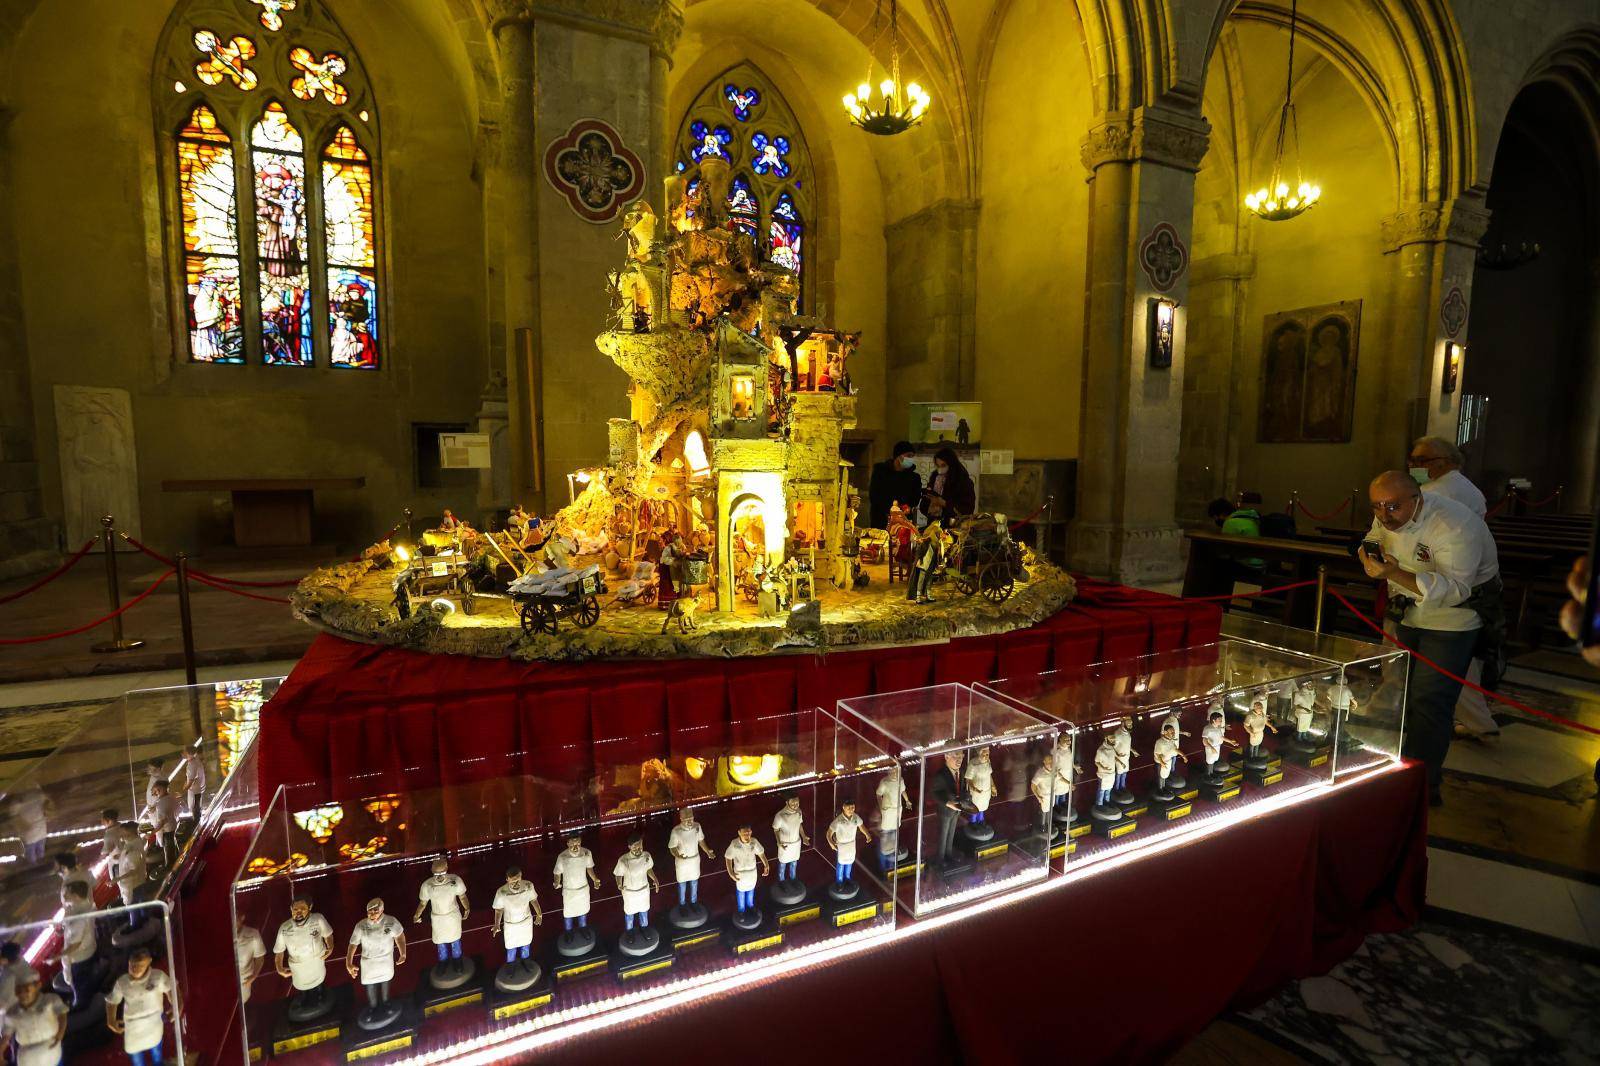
top-left (261, 580), bottom-right (1221, 802)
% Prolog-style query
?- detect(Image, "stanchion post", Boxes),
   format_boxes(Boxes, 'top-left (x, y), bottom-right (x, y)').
top-left (1313, 564), bottom-right (1328, 637)
top-left (1290, 490), bottom-right (1299, 521)
top-left (175, 553), bottom-right (197, 687)
top-left (1349, 488), bottom-right (1359, 529)
top-left (1041, 493), bottom-right (1054, 563)
top-left (1557, 485), bottom-right (1564, 513)
top-left (91, 515), bottom-right (144, 653)
top-left (403, 507), bottom-right (414, 542)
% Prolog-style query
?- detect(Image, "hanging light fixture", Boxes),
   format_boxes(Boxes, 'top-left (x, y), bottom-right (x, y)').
top-left (1244, 0), bottom-right (1321, 221)
top-left (842, 0), bottom-right (930, 136)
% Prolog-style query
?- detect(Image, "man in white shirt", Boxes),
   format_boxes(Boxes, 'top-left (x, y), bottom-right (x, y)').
top-left (1200, 710), bottom-right (1237, 779)
top-left (491, 867), bottom-right (543, 964)
top-left (412, 859), bottom-right (469, 969)
top-left (1406, 437), bottom-right (1498, 739)
top-left (3, 965), bottom-right (66, 1066)
top-left (178, 749), bottom-right (206, 820)
top-left (105, 950), bottom-right (172, 1066)
top-left (1152, 722), bottom-right (1185, 794)
top-left (1292, 681), bottom-right (1320, 742)
top-left (234, 915), bottom-right (266, 1005)
top-left (344, 899), bottom-right (405, 1022)
top-left (825, 802), bottom-right (870, 885)
top-left (552, 834), bottom-right (599, 933)
top-left (273, 897), bottom-right (335, 1013)
top-left (1362, 471), bottom-right (1500, 804)
top-left (139, 782), bottom-right (179, 869)
top-left (770, 796), bottom-right (809, 884)
top-left (57, 883), bottom-right (97, 1011)
top-left (612, 835), bottom-right (660, 933)
top-left (874, 767), bottom-right (910, 873)
top-left (723, 826), bottom-right (769, 915)
top-left (667, 808), bottom-right (714, 906)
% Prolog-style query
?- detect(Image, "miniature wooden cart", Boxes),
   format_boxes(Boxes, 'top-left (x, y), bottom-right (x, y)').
top-left (401, 557), bottom-right (481, 615)
top-left (514, 568), bottom-right (607, 634)
top-left (950, 515), bottom-right (1025, 603)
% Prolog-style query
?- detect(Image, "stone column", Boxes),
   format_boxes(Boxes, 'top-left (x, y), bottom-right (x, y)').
top-left (1068, 107), bottom-right (1210, 584)
top-left (1378, 197), bottom-right (1490, 470)
top-left (647, 4), bottom-right (683, 222)
top-left (883, 198), bottom-right (979, 413)
top-left (1178, 251), bottom-right (1255, 519)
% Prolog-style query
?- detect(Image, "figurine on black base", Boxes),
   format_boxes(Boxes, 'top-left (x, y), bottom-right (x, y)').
top-left (3, 965), bottom-right (66, 1066)
top-left (613, 835), bottom-right (662, 956)
top-left (1241, 697), bottom-right (1277, 768)
top-left (1325, 677), bottom-right (1360, 748)
top-left (1050, 735), bottom-right (1080, 823)
top-left (724, 826), bottom-right (770, 930)
top-left (553, 835), bottom-right (601, 957)
top-left (1291, 682), bottom-right (1320, 748)
top-left (1158, 712), bottom-right (1190, 789)
top-left (345, 899), bottom-right (406, 1031)
top-left (235, 915), bottom-right (266, 1005)
top-left (138, 782), bottom-right (178, 869)
top-left (273, 896), bottom-right (335, 1023)
top-left (667, 808), bottom-right (716, 929)
top-left (929, 751), bottom-right (965, 871)
top-left (58, 883), bottom-right (98, 1011)
top-left (490, 868), bottom-right (543, 991)
top-left (874, 766), bottom-right (911, 872)
top-left (1091, 737), bottom-right (1122, 821)
top-left (961, 746), bottom-right (996, 842)
top-left (770, 796), bottom-right (810, 905)
top-left (101, 812), bottom-right (148, 920)
top-left (1150, 722), bottom-right (1187, 801)
top-left (1030, 754), bottom-right (1060, 836)
top-left (825, 802), bottom-right (870, 901)
top-left (178, 748), bottom-right (206, 820)
top-left (105, 949), bottom-right (172, 1066)
top-left (413, 859), bottom-right (473, 990)
top-left (1110, 718), bottom-right (1138, 804)
top-left (1200, 711), bottom-right (1238, 783)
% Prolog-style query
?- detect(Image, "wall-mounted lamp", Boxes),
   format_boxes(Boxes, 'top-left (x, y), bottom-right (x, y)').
top-left (1148, 297), bottom-right (1176, 369)
top-left (1442, 341), bottom-right (1463, 394)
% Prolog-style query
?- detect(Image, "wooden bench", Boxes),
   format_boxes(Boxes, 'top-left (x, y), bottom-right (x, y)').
top-left (162, 477), bottom-right (366, 547)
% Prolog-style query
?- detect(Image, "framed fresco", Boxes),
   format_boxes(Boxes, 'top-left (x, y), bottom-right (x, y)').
top-left (1257, 299), bottom-right (1362, 443)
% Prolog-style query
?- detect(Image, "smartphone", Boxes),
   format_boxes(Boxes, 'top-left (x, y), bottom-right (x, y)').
top-left (1360, 540), bottom-right (1383, 559)
top-left (1583, 514), bottom-right (1600, 647)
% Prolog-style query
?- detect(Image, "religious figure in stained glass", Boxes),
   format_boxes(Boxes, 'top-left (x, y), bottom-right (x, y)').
top-left (769, 192), bottom-right (803, 280)
top-left (689, 120), bottom-right (732, 163)
top-left (750, 132), bottom-right (790, 178)
top-left (289, 47), bottom-right (349, 105)
top-left (250, 0), bottom-right (296, 31)
top-left (728, 175), bottom-right (759, 240)
top-left (178, 105), bottom-right (243, 363)
top-left (193, 30), bottom-right (258, 91)
top-left (323, 126), bottom-right (380, 368)
top-left (723, 84), bottom-right (761, 121)
top-left (252, 103), bottom-right (312, 366)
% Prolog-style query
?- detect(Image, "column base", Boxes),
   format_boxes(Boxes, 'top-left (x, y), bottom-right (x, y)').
top-left (1067, 522), bottom-right (1184, 585)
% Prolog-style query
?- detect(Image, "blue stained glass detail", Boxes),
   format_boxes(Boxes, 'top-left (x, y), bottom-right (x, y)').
top-left (689, 120), bottom-right (733, 163)
top-left (768, 191), bottom-right (802, 279)
top-left (676, 160), bottom-right (686, 173)
top-left (723, 83), bottom-right (761, 121)
top-left (772, 192), bottom-right (800, 222)
top-left (728, 174), bottom-right (758, 238)
top-left (750, 131), bottom-right (791, 178)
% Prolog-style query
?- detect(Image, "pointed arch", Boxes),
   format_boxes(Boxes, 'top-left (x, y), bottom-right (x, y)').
top-left (176, 103), bottom-right (245, 363)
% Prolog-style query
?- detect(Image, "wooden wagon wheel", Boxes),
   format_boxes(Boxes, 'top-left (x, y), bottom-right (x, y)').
top-left (575, 595), bottom-right (601, 628)
top-left (518, 602), bottom-right (540, 635)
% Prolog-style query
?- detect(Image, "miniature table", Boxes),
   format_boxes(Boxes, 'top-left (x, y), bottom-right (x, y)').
top-left (161, 477), bottom-right (365, 547)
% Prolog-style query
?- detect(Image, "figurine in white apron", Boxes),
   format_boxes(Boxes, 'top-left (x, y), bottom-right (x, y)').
top-left (413, 858), bottom-right (471, 986)
top-left (771, 795), bottom-right (810, 884)
top-left (667, 808), bottom-right (715, 906)
top-left (234, 915), bottom-right (266, 1005)
top-left (613, 835), bottom-right (662, 954)
top-left (1152, 721), bottom-right (1186, 798)
top-left (553, 834), bottom-right (601, 955)
top-left (1201, 710), bottom-right (1238, 779)
top-left (874, 766), bottom-right (911, 872)
top-left (2, 965), bottom-right (66, 1066)
top-left (1242, 697), bottom-right (1277, 759)
top-left (104, 950), bottom-right (172, 1066)
top-left (1110, 717), bottom-right (1138, 802)
top-left (272, 896), bottom-right (335, 1021)
top-left (1092, 737), bottom-right (1119, 816)
top-left (1292, 682), bottom-right (1320, 742)
top-left (178, 748), bottom-right (206, 819)
top-left (825, 801), bottom-right (870, 898)
top-left (963, 746), bottom-right (995, 824)
top-left (1030, 754), bottom-right (1057, 831)
top-left (491, 868), bottom-right (543, 989)
top-left (724, 826), bottom-right (770, 927)
top-left (344, 899), bottom-right (406, 1030)
top-left (1051, 734), bottom-right (1079, 817)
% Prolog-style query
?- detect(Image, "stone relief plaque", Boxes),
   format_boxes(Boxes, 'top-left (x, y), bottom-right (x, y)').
top-left (1257, 300), bottom-right (1362, 444)
top-left (53, 385), bottom-right (141, 543)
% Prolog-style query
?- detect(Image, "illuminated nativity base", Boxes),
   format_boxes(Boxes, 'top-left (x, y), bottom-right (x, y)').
top-left (291, 544), bottom-right (1075, 663)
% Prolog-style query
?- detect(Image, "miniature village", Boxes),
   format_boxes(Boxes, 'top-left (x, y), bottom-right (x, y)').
top-left (293, 161), bottom-right (1075, 662)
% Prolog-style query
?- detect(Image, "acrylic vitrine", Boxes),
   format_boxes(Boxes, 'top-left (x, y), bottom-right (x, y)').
top-left (980, 640), bottom-right (1343, 866)
top-left (836, 684), bottom-right (1058, 916)
top-left (1220, 616), bottom-right (1410, 779)
top-left (231, 706), bottom-right (895, 1064)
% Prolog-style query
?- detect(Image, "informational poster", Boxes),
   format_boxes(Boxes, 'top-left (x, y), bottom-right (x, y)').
top-left (439, 432), bottom-right (492, 469)
top-left (981, 449), bottom-right (1014, 476)
top-left (909, 402), bottom-right (982, 447)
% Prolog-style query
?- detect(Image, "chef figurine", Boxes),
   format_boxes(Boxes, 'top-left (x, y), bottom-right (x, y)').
top-left (57, 883), bottom-right (98, 1011)
top-left (138, 781), bottom-right (179, 869)
top-left (53, 854), bottom-right (91, 904)
top-left (1270, 676), bottom-right (1297, 722)
top-left (1324, 677), bottom-right (1359, 746)
top-left (490, 867), bottom-right (544, 988)
top-left (1242, 696), bottom-right (1277, 764)
top-left (1051, 733), bottom-right (1080, 820)
top-left (724, 825), bottom-right (771, 929)
top-left (552, 834), bottom-right (601, 955)
top-left (1092, 736), bottom-right (1120, 819)
top-left (1030, 753), bottom-right (1058, 834)
top-left (3, 965), bottom-right (66, 1066)
top-left (875, 765), bottom-right (911, 872)
top-left (1200, 710), bottom-right (1238, 781)
top-left (178, 747), bottom-right (205, 820)
top-left (667, 808), bottom-right (716, 921)
top-left (412, 859), bottom-right (471, 986)
top-left (613, 835), bottom-right (662, 954)
top-left (771, 795), bottom-right (810, 885)
top-left (825, 802), bottom-right (870, 900)
top-left (1292, 681), bottom-right (1320, 745)
top-left (142, 760), bottom-right (164, 814)
top-left (234, 914), bottom-right (266, 1005)
top-left (344, 899), bottom-right (406, 1030)
top-left (272, 896), bottom-right (335, 1021)
top-left (100, 811), bottom-right (147, 919)
top-left (1151, 721), bottom-right (1187, 800)
top-left (1110, 717), bottom-right (1138, 804)
top-left (104, 950), bottom-right (173, 1066)
top-left (963, 746), bottom-right (995, 825)
top-left (1159, 710), bottom-right (1190, 789)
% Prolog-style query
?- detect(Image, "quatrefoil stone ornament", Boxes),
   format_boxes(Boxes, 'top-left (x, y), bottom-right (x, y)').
top-left (192, 30), bottom-right (259, 91)
top-left (289, 47), bottom-right (350, 105)
top-left (249, 0), bottom-right (297, 31)
top-left (542, 119), bottom-right (645, 224)
top-left (1137, 222), bottom-right (1189, 293)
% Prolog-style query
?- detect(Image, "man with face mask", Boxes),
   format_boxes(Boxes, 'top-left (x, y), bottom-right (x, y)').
top-left (1359, 471), bottom-right (1499, 805)
top-left (868, 441), bottom-right (922, 529)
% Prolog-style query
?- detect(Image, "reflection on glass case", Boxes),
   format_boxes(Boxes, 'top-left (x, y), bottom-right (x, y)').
top-left (980, 639), bottom-right (1370, 866)
top-left (231, 707), bottom-right (896, 1063)
top-left (836, 684), bottom-right (1058, 916)
top-left (1220, 616), bottom-right (1410, 779)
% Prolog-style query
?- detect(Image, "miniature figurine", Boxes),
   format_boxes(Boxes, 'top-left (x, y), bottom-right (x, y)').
top-left (1200, 710), bottom-right (1238, 782)
top-left (1091, 736), bottom-right (1122, 820)
top-left (272, 896), bottom-right (335, 1022)
top-left (178, 747), bottom-right (205, 819)
top-left (58, 882), bottom-right (97, 1010)
top-left (667, 808), bottom-right (716, 928)
top-left (1242, 696), bottom-right (1277, 766)
top-left (101, 814), bottom-right (147, 920)
top-left (104, 950), bottom-right (172, 1066)
top-left (770, 795), bottom-right (810, 904)
top-left (724, 825), bottom-right (771, 929)
top-left (413, 859), bottom-right (472, 988)
top-left (825, 802), bottom-right (871, 900)
top-left (138, 781), bottom-right (179, 869)
top-left (142, 760), bottom-right (164, 813)
top-left (53, 853), bottom-right (91, 903)
top-left (1051, 733), bottom-right (1081, 821)
top-left (907, 523), bottom-right (950, 604)
top-left (874, 765), bottom-right (911, 872)
top-left (344, 899), bottom-right (406, 1031)
top-left (1110, 717), bottom-right (1138, 804)
top-left (1151, 722), bottom-right (1187, 800)
top-left (1324, 677), bottom-right (1359, 743)
top-left (1030, 753), bottom-right (1058, 834)
top-left (439, 508), bottom-right (460, 531)
top-left (552, 834), bottom-right (601, 956)
top-left (656, 530), bottom-right (683, 610)
top-left (2, 965), bottom-right (66, 1066)
top-left (1159, 710), bottom-right (1190, 789)
top-left (234, 914), bottom-right (266, 1005)
top-left (963, 745), bottom-right (995, 827)
top-left (613, 834), bottom-right (662, 955)
top-left (490, 867), bottom-right (544, 990)
top-left (929, 752), bottom-right (965, 870)
top-left (15, 787), bottom-right (49, 866)
top-left (1292, 681), bottom-right (1320, 746)
top-left (1270, 676), bottom-right (1297, 722)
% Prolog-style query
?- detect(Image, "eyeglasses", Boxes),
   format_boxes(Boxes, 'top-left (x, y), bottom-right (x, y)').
top-left (1372, 497), bottom-right (1418, 514)
top-left (1406, 454), bottom-right (1445, 466)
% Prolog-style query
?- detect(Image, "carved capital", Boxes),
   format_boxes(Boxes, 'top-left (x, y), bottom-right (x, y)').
top-left (486, 0), bottom-right (534, 29)
top-left (651, 1), bottom-right (684, 58)
top-left (1080, 107), bottom-right (1210, 174)
top-left (1381, 198), bottom-right (1491, 252)
top-left (1081, 114), bottom-right (1134, 172)
top-left (528, 0), bottom-right (681, 43)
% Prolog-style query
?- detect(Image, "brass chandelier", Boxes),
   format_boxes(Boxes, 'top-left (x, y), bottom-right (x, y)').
top-left (1245, 0), bottom-right (1321, 221)
top-left (843, 0), bottom-right (930, 136)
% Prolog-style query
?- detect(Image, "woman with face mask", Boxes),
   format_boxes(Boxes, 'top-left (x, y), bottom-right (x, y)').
top-left (920, 447), bottom-right (976, 526)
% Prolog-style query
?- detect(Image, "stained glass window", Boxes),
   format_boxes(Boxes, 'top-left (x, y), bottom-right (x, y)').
top-left (177, 106), bottom-right (244, 363)
top-left (323, 126), bottom-right (380, 369)
top-left (676, 65), bottom-right (814, 308)
top-left (252, 103), bottom-right (312, 366)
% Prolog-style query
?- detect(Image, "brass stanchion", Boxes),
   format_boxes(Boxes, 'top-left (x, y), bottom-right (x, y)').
top-left (1348, 488), bottom-right (1359, 529)
top-left (175, 553), bottom-right (197, 687)
top-left (1313, 564), bottom-right (1328, 637)
top-left (91, 515), bottom-right (144, 653)
top-left (1040, 493), bottom-right (1055, 563)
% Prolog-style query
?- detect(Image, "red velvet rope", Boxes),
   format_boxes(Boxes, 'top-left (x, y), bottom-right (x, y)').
top-left (1008, 500), bottom-right (1050, 532)
top-left (118, 533), bottom-right (302, 588)
top-left (0, 538), bottom-right (96, 606)
top-left (1328, 590), bottom-right (1600, 738)
top-left (1295, 497), bottom-right (1351, 521)
top-left (0, 569), bottom-right (175, 645)
top-left (1485, 494), bottom-right (1511, 518)
top-left (1522, 488), bottom-right (1562, 510)
top-left (189, 572), bottom-right (292, 605)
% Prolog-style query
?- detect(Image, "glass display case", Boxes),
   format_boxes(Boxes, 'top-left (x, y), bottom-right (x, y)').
top-left (231, 706), bottom-right (896, 1063)
top-left (836, 684), bottom-right (1059, 916)
top-left (1220, 616), bottom-right (1409, 779)
top-left (979, 640), bottom-right (1351, 866)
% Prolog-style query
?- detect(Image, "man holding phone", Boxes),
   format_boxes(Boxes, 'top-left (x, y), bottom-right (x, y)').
top-left (1359, 471), bottom-right (1499, 806)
